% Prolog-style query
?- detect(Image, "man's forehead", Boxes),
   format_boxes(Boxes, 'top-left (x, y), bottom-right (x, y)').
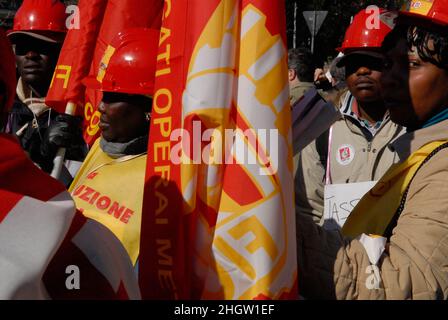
top-left (103, 92), bottom-right (152, 104)
top-left (13, 36), bottom-right (52, 48)
top-left (344, 54), bottom-right (384, 68)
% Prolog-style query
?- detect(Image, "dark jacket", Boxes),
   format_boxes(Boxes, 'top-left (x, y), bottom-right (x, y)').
top-left (6, 98), bottom-right (58, 172)
top-left (4, 79), bottom-right (87, 180)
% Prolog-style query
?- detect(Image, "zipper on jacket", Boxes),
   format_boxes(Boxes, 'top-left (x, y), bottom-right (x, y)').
top-left (367, 141), bottom-right (372, 152)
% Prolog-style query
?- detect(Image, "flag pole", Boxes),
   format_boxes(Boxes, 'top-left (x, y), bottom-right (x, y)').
top-left (50, 101), bottom-right (77, 179)
top-left (293, 1), bottom-right (298, 49)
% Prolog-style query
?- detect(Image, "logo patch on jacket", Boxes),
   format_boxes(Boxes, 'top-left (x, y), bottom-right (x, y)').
top-left (336, 144), bottom-right (355, 166)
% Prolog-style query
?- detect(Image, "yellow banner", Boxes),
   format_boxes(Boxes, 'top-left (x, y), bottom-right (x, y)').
top-left (343, 140), bottom-right (447, 238)
top-left (69, 140), bottom-right (147, 264)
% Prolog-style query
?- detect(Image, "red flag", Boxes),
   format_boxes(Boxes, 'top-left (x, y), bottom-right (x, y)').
top-left (83, 0), bottom-right (164, 146)
top-left (139, 0), bottom-right (297, 300)
top-left (45, 0), bottom-right (108, 115)
top-left (0, 134), bottom-right (140, 299)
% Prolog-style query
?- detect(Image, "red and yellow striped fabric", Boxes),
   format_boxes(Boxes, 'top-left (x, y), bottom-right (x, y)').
top-left (140, 0), bottom-right (297, 300)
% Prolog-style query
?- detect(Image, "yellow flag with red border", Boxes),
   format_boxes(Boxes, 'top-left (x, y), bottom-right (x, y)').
top-left (140, 0), bottom-right (297, 300)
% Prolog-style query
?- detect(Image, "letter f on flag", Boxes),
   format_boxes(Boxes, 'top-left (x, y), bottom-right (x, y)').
top-left (50, 65), bottom-right (72, 89)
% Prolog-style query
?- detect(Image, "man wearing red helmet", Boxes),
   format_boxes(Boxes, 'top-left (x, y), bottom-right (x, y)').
top-left (69, 28), bottom-right (159, 266)
top-left (4, 0), bottom-right (86, 184)
top-left (295, 8), bottom-right (405, 227)
top-left (296, 0), bottom-right (448, 299)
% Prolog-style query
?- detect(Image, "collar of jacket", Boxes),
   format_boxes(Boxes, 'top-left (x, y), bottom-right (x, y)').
top-left (100, 135), bottom-right (149, 159)
top-left (422, 107), bottom-right (448, 129)
top-left (341, 91), bottom-right (389, 127)
top-left (291, 82), bottom-right (315, 90)
top-left (16, 77), bottom-right (49, 117)
top-left (290, 82), bottom-right (315, 98)
top-left (389, 119), bottom-right (448, 162)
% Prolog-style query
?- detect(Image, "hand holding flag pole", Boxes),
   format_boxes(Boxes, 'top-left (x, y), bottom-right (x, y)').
top-left (50, 101), bottom-right (77, 179)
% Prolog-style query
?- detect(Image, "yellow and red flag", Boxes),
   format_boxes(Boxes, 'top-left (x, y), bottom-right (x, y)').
top-left (45, 0), bottom-right (108, 116)
top-left (140, 0), bottom-right (297, 300)
top-left (83, 0), bottom-right (164, 146)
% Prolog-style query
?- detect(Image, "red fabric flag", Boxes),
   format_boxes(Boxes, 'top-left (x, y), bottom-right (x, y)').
top-left (0, 134), bottom-right (140, 299)
top-left (139, 0), bottom-right (297, 300)
top-left (83, 0), bottom-right (164, 146)
top-left (45, 0), bottom-right (108, 115)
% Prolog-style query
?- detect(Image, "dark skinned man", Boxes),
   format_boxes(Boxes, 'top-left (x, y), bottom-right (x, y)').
top-left (69, 28), bottom-right (159, 266)
top-left (4, 0), bottom-right (86, 185)
top-left (295, 8), bottom-right (405, 227)
top-left (296, 0), bottom-right (448, 299)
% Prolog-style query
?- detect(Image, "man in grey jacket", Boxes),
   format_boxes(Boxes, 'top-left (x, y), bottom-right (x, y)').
top-left (295, 8), bottom-right (405, 226)
top-left (288, 47), bottom-right (316, 107)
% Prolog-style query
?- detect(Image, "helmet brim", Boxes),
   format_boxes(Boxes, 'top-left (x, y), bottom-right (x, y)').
top-left (82, 76), bottom-right (155, 96)
top-left (398, 11), bottom-right (448, 28)
top-left (7, 30), bottom-right (66, 44)
top-left (336, 50), bottom-right (384, 67)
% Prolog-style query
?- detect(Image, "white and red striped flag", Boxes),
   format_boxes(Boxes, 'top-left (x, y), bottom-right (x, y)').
top-left (0, 134), bottom-right (140, 299)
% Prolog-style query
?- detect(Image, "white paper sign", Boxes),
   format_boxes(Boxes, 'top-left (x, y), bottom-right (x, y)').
top-left (358, 234), bottom-right (387, 265)
top-left (323, 181), bottom-right (377, 231)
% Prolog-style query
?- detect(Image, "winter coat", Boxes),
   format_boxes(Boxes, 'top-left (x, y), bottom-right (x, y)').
top-left (296, 119), bottom-right (448, 299)
top-left (295, 92), bottom-right (405, 224)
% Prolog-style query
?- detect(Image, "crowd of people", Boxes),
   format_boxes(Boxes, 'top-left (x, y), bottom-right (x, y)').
top-left (1, 0), bottom-right (448, 300)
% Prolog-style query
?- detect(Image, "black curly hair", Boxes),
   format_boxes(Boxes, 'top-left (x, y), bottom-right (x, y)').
top-left (408, 26), bottom-right (448, 69)
top-left (382, 21), bottom-right (448, 70)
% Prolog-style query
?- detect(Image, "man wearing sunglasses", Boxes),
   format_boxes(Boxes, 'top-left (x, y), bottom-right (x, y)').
top-left (4, 0), bottom-right (86, 185)
top-left (295, 9), bottom-right (405, 228)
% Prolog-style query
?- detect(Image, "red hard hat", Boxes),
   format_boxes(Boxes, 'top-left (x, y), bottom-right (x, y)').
top-left (338, 8), bottom-right (397, 53)
top-left (0, 29), bottom-right (17, 115)
top-left (400, 0), bottom-right (448, 26)
top-left (83, 28), bottom-right (160, 96)
top-left (7, 0), bottom-right (67, 43)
